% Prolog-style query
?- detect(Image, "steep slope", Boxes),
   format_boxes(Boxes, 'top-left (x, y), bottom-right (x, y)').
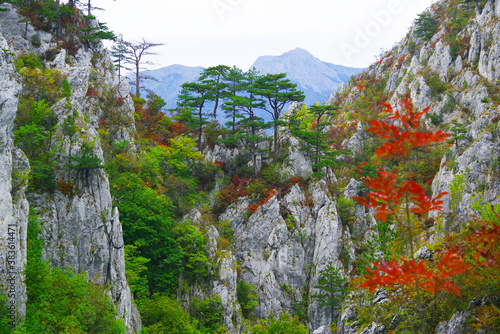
top-left (321, 0), bottom-right (500, 332)
top-left (252, 48), bottom-right (364, 105)
top-left (0, 4), bottom-right (140, 332)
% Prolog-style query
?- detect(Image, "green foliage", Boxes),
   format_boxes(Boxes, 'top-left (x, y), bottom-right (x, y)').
top-left (450, 173), bottom-right (466, 212)
top-left (356, 218), bottom-right (399, 274)
top-left (429, 111), bottom-right (443, 125)
top-left (291, 104), bottom-right (348, 173)
top-left (15, 53), bottom-right (42, 71)
top-left (424, 70), bottom-right (448, 99)
top-left (251, 72), bottom-right (305, 161)
top-left (446, 119), bottom-right (468, 146)
top-left (249, 313), bottom-right (308, 334)
top-left (441, 93), bottom-right (457, 114)
top-left (177, 81), bottom-right (214, 150)
top-left (189, 295), bottom-right (226, 333)
top-left (61, 77), bottom-right (71, 98)
top-left (124, 245), bottom-right (150, 301)
top-left (140, 294), bottom-right (200, 334)
top-left (414, 12), bottom-right (438, 40)
top-left (111, 173), bottom-right (182, 293)
top-left (62, 112), bottom-right (77, 137)
top-left (236, 280), bottom-right (258, 318)
top-left (138, 137), bottom-right (206, 217)
top-left (261, 162), bottom-right (290, 187)
top-left (337, 197), bottom-right (355, 226)
top-left (14, 99), bottom-right (58, 193)
top-left (18, 210), bottom-right (125, 333)
top-left (0, 293), bottom-right (12, 333)
top-left (175, 222), bottom-right (212, 282)
top-left (312, 263), bottom-right (349, 324)
top-left (68, 140), bottom-right (104, 184)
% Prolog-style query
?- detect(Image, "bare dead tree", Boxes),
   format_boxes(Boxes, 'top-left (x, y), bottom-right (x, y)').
top-left (123, 38), bottom-right (164, 96)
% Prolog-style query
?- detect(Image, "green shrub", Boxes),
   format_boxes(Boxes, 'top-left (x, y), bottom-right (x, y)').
top-left (424, 71), bottom-right (447, 99)
top-left (414, 13), bottom-right (438, 40)
top-left (140, 294), bottom-right (200, 334)
top-left (236, 280), bottom-right (258, 318)
top-left (441, 94), bottom-right (456, 114)
top-left (429, 112), bottom-right (443, 125)
top-left (249, 313), bottom-right (308, 334)
top-left (189, 295), bottom-right (226, 333)
top-left (337, 197), bottom-right (355, 226)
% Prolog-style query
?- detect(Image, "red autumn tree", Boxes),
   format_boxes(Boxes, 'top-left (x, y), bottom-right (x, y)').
top-left (352, 98), bottom-right (471, 332)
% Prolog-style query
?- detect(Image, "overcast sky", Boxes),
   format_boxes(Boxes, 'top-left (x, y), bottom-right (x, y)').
top-left (97, 0), bottom-right (436, 71)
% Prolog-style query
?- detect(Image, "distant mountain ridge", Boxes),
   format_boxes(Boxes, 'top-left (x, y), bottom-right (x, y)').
top-left (135, 48), bottom-right (364, 109)
top-left (251, 48), bottom-right (364, 105)
top-left (135, 65), bottom-right (204, 110)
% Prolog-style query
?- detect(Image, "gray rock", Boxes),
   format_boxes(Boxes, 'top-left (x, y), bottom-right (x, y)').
top-left (0, 7), bottom-right (141, 332)
top-left (0, 28), bottom-right (27, 323)
top-left (415, 247), bottom-right (434, 261)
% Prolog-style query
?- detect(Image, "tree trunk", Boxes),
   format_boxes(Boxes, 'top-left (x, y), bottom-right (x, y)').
top-left (198, 107), bottom-right (203, 150)
top-left (135, 60), bottom-right (140, 96)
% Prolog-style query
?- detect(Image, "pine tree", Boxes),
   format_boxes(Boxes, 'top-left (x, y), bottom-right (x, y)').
top-left (177, 81), bottom-right (214, 150)
top-left (221, 66), bottom-right (245, 133)
top-left (110, 35), bottom-right (131, 82)
top-left (222, 68), bottom-right (270, 177)
top-left (312, 262), bottom-right (349, 325)
top-left (199, 65), bottom-right (230, 119)
top-left (251, 73), bottom-right (305, 161)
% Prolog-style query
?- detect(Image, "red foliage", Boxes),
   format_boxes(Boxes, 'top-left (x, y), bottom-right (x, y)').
top-left (167, 122), bottom-right (189, 138)
top-left (57, 178), bottom-right (74, 195)
top-left (214, 175), bottom-right (250, 214)
top-left (360, 249), bottom-right (470, 296)
top-left (214, 160), bottom-right (225, 168)
top-left (86, 86), bottom-right (97, 97)
top-left (367, 99), bottom-right (449, 158)
top-left (115, 96), bottom-right (124, 105)
top-left (247, 189), bottom-right (278, 214)
top-left (467, 220), bottom-right (500, 267)
top-left (352, 170), bottom-right (447, 221)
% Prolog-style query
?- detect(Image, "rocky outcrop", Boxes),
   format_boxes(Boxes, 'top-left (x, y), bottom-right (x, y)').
top-left (0, 28), bottom-right (27, 323)
top-left (0, 5), bottom-right (140, 332)
top-left (217, 177), bottom-right (349, 332)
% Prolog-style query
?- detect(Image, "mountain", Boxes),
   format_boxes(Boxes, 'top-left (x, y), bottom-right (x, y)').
top-left (136, 48), bottom-right (364, 109)
top-left (251, 48), bottom-right (364, 105)
top-left (137, 65), bottom-right (204, 110)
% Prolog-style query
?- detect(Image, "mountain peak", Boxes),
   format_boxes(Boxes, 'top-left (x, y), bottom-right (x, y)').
top-left (251, 48), bottom-right (364, 105)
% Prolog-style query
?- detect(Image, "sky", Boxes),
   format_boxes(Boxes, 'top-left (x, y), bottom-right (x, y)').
top-left (96, 0), bottom-right (437, 71)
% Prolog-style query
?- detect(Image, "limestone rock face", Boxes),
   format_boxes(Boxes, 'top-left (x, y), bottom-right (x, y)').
top-left (0, 28), bottom-right (27, 322)
top-left (0, 6), bottom-right (140, 333)
top-left (217, 179), bottom-right (347, 332)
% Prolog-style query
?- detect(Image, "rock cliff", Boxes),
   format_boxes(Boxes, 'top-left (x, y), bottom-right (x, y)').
top-left (0, 4), bottom-right (140, 332)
